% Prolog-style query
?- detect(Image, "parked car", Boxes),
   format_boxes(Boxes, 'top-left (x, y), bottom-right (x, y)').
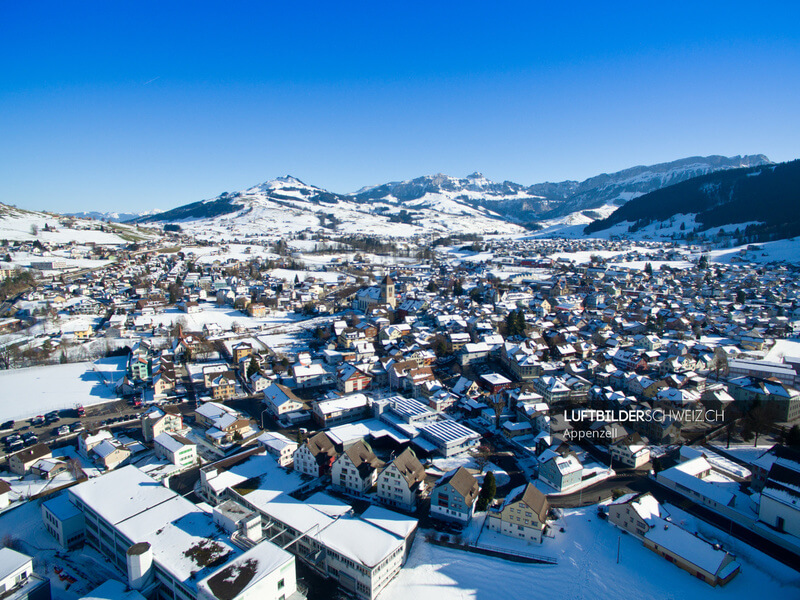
top-left (57, 425), bottom-right (71, 436)
top-left (31, 416), bottom-right (45, 426)
top-left (0, 420), bottom-right (15, 431)
top-left (23, 434), bottom-right (38, 446)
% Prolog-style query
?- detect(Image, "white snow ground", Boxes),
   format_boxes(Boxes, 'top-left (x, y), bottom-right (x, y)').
top-left (380, 506), bottom-right (799, 600)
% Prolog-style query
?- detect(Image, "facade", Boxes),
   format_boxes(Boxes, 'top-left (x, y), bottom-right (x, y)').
top-left (312, 394), bottom-right (371, 428)
top-left (337, 364), bottom-right (372, 394)
top-left (331, 441), bottom-right (384, 494)
top-left (609, 435), bottom-right (651, 468)
top-left (41, 494), bottom-right (85, 549)
top-left (758, 461), bottom-right (800, 538)
top-left (0, 548), bottom-right (50, 600)
top-left (429, 467), bottom-right (480, 524)
top-left (263, 383), bottom-right (306, 417)
top-left (292, 432), bottom-right (338, 477)
top-left (230, 491), bottom-right (411, 600)
top-left (486, 483), bottom-right (549, 543)
top-left (538, 454), bottom-right (583, 492)
top-left (9, 444), bottom-right (51, 476)
top-left (376, 448), bottom-right (426, 512)
top-left (728, 376), bottom-right (800, 422)
top-left (154, 433), bottom-right (197, 469)
top-left (141, 407), bottom-right (183, 443)
top-left (257, 431), bottom-right (298, 467)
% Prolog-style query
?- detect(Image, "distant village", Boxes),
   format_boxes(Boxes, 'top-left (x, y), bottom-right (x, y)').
top-left (1, 226), bottom-right (800, 600)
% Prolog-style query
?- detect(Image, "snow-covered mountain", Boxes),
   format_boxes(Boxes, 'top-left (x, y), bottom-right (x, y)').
top-left (134, 154), bottom-right (771, 237)
top-left (136, 175), bottom-right (526, 237)
top-left (68, 209), bottom-right (163, 222)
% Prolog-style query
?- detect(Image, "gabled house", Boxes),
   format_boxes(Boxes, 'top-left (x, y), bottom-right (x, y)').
top-left (376, 448), bottom-right (426, 512)
top-left (538, 453), bottom-right (582, 493)
top-left (331, 440), bottom-right (385, 494)
top-left (263, 382), bottom-right (306, 417)
top-left (430, 466), bottom-right (480, 524)
top-left (486, 483), bottom-right (549, 543)
top-left (293, 432), bottom-right (338, 477)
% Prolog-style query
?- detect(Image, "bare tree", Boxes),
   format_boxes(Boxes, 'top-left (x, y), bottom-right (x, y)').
top-left (491, 392), bottom-right (505, 430)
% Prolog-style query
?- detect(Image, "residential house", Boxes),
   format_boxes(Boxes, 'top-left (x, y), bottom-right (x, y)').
top-left (154, 432), bottom-right (197, 469)
top-left (376, 448), bottom-right (426, 512)
top-left (430, 467), bottom-right (480, 524)
top-left (538, 453), bottom-right (582, 493)
top-left (293, 432), bottom-right (338, 477)
top-left (141, 406), bottom-right (183, 442)
top-left (331, 440), bottom-right (385, 495)
top-left (486, 483), bottom-right (549, 543)
top-left (9, 444), bottom-right (52, 476)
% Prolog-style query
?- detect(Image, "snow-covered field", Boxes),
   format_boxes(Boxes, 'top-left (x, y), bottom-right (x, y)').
top-left (0, 356), bottom-right (125, 422)
top-left (129, 305), bottom-right (303, 332)
top-left (381, 506), bottom-right (800, 600)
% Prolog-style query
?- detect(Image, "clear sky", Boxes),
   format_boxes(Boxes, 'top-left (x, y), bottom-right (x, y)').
top-left (1, 1), bottom-right (799, 213)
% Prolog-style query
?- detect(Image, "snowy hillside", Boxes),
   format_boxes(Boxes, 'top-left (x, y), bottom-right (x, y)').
top-left (0, 203), bottom-right (157, 245)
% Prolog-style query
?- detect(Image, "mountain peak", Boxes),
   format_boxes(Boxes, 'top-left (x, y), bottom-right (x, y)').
top-left (274, 175), bottom-right (306, 185)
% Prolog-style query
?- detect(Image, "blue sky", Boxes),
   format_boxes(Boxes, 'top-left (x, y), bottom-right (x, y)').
top-left (1, 1), bottom-right (799, 212)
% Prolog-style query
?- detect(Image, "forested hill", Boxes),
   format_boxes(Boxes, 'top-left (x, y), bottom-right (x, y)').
top-left (584, 159), bottom-right (800, 242)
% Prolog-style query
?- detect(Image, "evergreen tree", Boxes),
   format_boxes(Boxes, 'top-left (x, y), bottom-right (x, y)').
top-left (246, 356), bottom-right (259, 379)
top-left (476, 471), bottom-right (497, 511)
top-left (787, 424), bottom-right (800, 448)
top-left (644, 262), bottom-right (653, 275)
top-left (698, 254), bottom-right (709, 269)
top-left (453, 279), bottom-right (464, 296)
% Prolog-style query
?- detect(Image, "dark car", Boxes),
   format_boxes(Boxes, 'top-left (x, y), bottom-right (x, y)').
top-left (70, 422), bottom-right (85, 432)
top-left (0, 420), bottom-right (14, 431)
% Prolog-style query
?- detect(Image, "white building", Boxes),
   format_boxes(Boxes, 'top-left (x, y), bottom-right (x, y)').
top-left (257, 431), bottom-right (297, 467)
top-left (331, 441), bottom-right (384, 495)
top-left (154, 433), bottom-right (197, 469)
top-left (0, 548), bottom-right (50, 600)
top-left (376, 448), bottom-right (426, 512)
top-left (64, 465), bottom-right (304, 600)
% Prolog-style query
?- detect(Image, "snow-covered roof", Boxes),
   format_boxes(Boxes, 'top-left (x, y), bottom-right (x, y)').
top-left (644, 517), bottom-right (736, 576)
top-left (81, 579), bottom-right (147, 600)
top-left (69, 465), bottom-right (192, 530)
top-left (361, 505), bottom-right (418, 540)
top-left (155, 432), bottom-right (193, 453)
top-left (314, 394), bottom-right (370, 415)
top-left (303, 492), bottom-right (352, 518)
top-left (0, 547), bottom-right (31, 579)
top-left (197, 541), bottom-right (294, 600)
top-left (316, 516), bottom-right (404, 568)
top-left (93, 439), bottom-right (125, 459)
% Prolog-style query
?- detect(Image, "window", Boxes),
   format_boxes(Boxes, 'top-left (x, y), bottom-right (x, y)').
top-left (278, 578), bottom-right (285, 590)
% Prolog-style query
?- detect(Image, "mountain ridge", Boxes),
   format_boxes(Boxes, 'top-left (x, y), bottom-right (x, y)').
top-left (131, 154), bottom-right (770, 233)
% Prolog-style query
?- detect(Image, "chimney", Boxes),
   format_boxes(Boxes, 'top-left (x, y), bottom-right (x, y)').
top-left (127, 542), bottom-right (154, 590)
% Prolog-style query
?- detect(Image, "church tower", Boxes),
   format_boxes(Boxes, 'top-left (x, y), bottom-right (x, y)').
top-left (379, 274), bottom-right (396, 308)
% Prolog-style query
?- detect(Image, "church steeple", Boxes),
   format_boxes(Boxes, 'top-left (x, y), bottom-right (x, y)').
top-left (380, 274), bottom-right (396, 308)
